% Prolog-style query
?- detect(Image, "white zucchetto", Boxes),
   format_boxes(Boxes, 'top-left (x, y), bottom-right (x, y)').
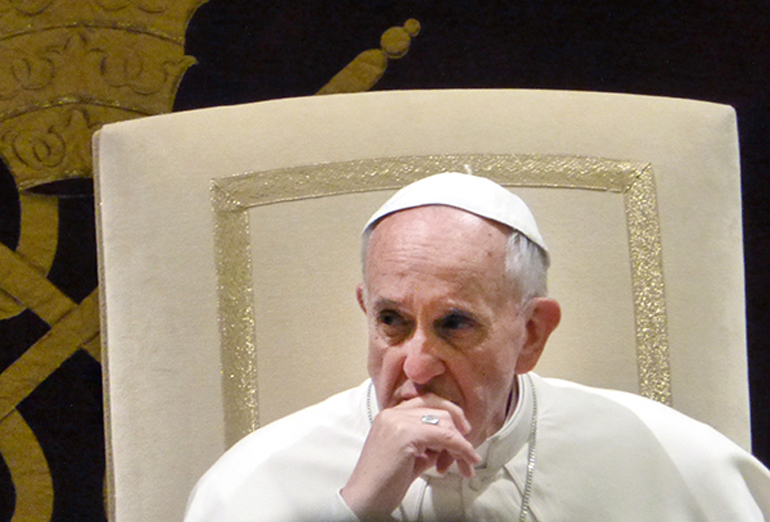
top-left (363, 172), bottom-right (548, 253)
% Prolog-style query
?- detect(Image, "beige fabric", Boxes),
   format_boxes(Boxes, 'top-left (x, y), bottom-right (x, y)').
top-left (94, 90), bottom-right (747, 522)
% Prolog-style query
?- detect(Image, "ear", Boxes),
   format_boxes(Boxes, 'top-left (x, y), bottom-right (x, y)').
top-left (515, 298), bottom-right (561, 374)
top-left (356, 283), bottom-right (367, 313)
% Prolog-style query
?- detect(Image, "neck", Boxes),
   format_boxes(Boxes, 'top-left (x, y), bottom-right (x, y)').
top-left (471, 375), bottom-right (520, 447)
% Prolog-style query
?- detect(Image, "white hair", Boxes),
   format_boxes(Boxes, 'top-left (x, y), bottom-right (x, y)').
top-left (504, 231), bottom-right (550, 301)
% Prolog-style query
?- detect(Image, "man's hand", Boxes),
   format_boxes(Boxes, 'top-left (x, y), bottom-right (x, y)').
top-left (340, 394), bottom-right (482, 519)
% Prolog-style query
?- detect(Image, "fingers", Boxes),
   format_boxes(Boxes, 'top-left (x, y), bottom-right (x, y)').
top-left (435, 450), bottom-right (454, 475)
top-left (387, 397), bottom-right (482, 474)
top-left (432, 450), bottom-right (475, 478)
top-left (419, 427), bottom-right (480, 473)
top-left (395, 393), bottom-right (472, 435)
top-left (456, 455), bottom-right (476, 478)
top-left (341, 394), bottom-right (482, 518)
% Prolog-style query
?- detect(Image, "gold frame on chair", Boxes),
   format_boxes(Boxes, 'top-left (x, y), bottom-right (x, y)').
top-left (211, 153), bottom-right (669, 445)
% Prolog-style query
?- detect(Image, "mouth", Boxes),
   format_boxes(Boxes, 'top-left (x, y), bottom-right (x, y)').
top-left (393, 385), bottom-right (462, 408)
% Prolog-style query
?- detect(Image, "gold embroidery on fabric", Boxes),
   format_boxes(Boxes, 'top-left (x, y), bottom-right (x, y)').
top-left (0, 410), bottom-right (53, 522)
top-left (317, 19), bottom-right (420, 95)
top-left (0, 0), bottom-right (205, 191)
top-left (212, 185), bottom-right (260, 445)
top-left (623, 166), bottom-right (671, 405)
top-left (0, 194), bottom-right (59, 320)
top-left (0, 290), bottom-right (100, 422)
top-left (211, 154), bottom-right (672, 442)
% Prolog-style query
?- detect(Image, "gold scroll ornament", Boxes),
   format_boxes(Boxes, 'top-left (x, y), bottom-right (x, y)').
top-left (318, 19), bottom-right (420, 95)
top-left (0, 0), bottom-right (206, 191)
top-left (0, 1), bottom-right (206, 520)
top-left (0, 5), bottom-right (418, 518)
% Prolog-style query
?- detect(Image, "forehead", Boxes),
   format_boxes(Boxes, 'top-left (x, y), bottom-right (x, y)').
top-left (364, 206), bottom-right (510, 281)
top-left (371, 202), bottom-right (508, 240)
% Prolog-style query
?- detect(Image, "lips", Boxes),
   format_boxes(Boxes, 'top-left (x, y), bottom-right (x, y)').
top-left (392, 382), bottom-right (463, 409)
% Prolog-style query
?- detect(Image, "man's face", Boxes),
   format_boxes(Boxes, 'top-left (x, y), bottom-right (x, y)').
top-left (358, 206), bottom-right (535, 447)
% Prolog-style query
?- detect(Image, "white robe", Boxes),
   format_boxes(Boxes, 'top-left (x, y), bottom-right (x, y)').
top-left (184, 374), bottom-right (770, 521)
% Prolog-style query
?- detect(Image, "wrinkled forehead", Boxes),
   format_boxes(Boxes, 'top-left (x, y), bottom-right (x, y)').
top-left (364, 205), bottom-right (512, 270)
top-left (361, 207), bottom-right (517, 307)
top-left (368, 204), bottom-right (514, 243)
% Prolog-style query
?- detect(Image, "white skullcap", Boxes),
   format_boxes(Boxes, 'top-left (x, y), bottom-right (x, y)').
top-left (364, 172), bottom-right (548, 253)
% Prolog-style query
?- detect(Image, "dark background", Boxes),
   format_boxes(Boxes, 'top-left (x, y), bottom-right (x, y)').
top-left (176, 0), bottom-right (770, 466)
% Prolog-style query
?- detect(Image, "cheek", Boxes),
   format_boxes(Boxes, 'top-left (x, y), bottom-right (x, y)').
top-left (367, 345), bottom-right (405, 409)
top-left (489, 349), bottom-right (520, 382)
top-left (367, 336), bottom-right (392, 381)
top-left (467, 334), bottom-right (523, 389)
top-left (496, 322), bottom-right (527, 363)
top-left (458, 351), bottom-right (518, 404)
top-left (367, 338), bottom-right (406, 382)
top-left (366, 347), bottom-right (382, 379)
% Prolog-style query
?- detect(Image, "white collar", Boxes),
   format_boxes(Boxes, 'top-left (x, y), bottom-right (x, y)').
top-left (417, 373), bottom-right (534, 478)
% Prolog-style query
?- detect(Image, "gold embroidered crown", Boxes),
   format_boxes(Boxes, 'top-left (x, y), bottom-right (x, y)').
top-left (0, 0), bottom-right (206, 191)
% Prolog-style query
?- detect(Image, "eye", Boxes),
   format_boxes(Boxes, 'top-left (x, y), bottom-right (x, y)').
top-left (376, 309), bottom-right (412, 339)
top-left (434, 310), bottom-right (485, 348)
top-left (436, 311), bottom-right (474, 332)
top-left (379, 310), bottom-right (404, 327)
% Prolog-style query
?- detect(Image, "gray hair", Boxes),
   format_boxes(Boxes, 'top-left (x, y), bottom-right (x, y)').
top-left (504, 231), bottom-right (550, 302)
top-left (361, 224), bottom-right (550, 303)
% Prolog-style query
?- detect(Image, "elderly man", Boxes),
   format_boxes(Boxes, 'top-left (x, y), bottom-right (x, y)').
top-left (184, 173), bottom-right (770, 521)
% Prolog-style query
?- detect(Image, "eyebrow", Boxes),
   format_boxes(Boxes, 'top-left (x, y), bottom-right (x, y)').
top-left (440, 308), bottom-right (479, 323)
top-left (372, 298), bottom-right (402, 312)
top-left (443, 307), bottom-right (472, 317)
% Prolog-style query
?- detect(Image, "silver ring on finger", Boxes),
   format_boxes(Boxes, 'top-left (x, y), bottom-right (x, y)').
top-left (421, 413), bottom-right (440, 425)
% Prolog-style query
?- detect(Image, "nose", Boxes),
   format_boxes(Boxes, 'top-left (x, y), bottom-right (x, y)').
top-left (402, 328), bottom-right (446, 385)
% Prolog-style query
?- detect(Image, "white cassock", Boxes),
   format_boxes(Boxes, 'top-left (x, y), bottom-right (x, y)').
top-left (183, 373), bottom-right (770, 521)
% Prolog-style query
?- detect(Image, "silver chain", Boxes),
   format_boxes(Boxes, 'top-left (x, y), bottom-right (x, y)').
top-left (366, 381), bottom-right (374, 424)
top-left (518, 373), bottom-right (538, 522)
